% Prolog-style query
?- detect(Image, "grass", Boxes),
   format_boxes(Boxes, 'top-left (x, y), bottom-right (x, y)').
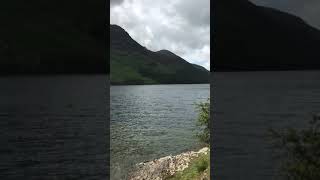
top-left (166, 152), bottom-right (210, 180)
top-left (110, 51), bottom-right (160, 84)
top-left (109, 46), bottom-right (210, 85)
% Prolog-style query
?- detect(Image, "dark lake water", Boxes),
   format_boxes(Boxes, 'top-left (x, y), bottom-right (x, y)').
top-left (110, 84), bottom-right (209, 179)
top-left (0, 75), bottom-right (108, 179)
top-left (3, 71), bottom-right (317, 180)
top-left (213, 71), bottom-right (320, 180)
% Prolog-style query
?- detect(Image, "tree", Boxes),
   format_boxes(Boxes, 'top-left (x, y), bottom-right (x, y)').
top-left (196, 98), bottom-right (210, 145)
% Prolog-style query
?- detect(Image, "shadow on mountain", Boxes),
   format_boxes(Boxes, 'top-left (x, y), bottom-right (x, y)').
top-left (213, 0), bottom-right (320, 71)
top-left (0, 0), bottom-right (107, 75)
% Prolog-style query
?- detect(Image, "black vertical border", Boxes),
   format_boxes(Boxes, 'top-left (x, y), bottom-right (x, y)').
top-left (105, 0), bottom-right (111, 179)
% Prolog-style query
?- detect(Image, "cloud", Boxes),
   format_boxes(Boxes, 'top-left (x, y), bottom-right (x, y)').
top-left (110, 0), bottom-right (210, 70)
top-left (250, 0), bottom-right (320, 29)
top-left (110, 0), bottom-right (125, 6)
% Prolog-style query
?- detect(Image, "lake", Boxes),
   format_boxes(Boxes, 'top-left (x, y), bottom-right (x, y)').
top-left (212, 71), bottom-right (320, 180)
top-left (0, 75), bottom-right (108, 179)
top-left (3, 71), bottom-right (316, 179)
top-left (110, 84), bottom-right (209, 179)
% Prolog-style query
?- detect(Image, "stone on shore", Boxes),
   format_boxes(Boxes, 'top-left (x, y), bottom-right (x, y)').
top-left (128, 147), bottom-right (209, 180)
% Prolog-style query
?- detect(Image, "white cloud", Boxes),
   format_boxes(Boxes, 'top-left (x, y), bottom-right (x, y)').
top-left (110, 0), bottom-right (210, 70)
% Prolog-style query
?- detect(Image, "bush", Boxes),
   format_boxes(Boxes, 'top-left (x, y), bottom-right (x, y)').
top-left (196, 98), bottom-right (210, 145)
top-left (269, 114), bottom-right (320, 180)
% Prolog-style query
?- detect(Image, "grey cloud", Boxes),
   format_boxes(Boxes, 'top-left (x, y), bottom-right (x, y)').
top-left (173, 0), bottom-right (210, 27)
top-left (110, 0), bottom-right (124, 6)
top-left (110, 0), bottom-right (210, 70)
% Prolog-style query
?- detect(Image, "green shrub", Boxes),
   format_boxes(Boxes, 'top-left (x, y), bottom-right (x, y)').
top-left (269, 115), bottom-right (320, 180)
top-left (195, 99), bottom-right (210, 145)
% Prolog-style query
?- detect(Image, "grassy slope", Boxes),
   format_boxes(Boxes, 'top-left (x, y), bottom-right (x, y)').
top-left (110, 49), bottom-right (209, 85)
top-left (167, 153), bottom-right (210, 180)
top-left (110, 25), bottom-right (209, 85)
top-left (110, 51), bottom-right (158, 84)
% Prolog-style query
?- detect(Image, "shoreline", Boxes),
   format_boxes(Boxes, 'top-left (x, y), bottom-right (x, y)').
top-left (128, 147), bottom-right (210, 180)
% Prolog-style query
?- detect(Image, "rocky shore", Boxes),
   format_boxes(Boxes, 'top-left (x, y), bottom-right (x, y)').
top-left (128, 147), bottom-right (210, 180)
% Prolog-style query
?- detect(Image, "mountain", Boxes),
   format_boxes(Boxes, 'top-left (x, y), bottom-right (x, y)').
top-left (110, 24), bottom-right (209, 85)
top-left (213, 0), bottom-right (320, 71)
top-left (0, 0), bottom-right (106, 74)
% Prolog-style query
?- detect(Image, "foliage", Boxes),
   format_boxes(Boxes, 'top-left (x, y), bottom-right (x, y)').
top-left (167, 153), bottom-right (210, 180)
top-left (195, 99), bottom-right (210, 145)
top-left (166, 99), bottom-right (211, 180)
top-left (269, 115), bottom-right (320, 180)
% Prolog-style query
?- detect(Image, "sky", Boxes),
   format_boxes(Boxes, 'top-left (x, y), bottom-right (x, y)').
top-left (250, 0), bottom-right (320, 29)
top-left (110, 0), bottom-right (210, 70)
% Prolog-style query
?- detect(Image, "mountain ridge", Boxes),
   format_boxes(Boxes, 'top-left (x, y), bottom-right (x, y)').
top-left (110, 24), bottom-right (209, 85)
top-left (213, 0), bottom-right (320, 71)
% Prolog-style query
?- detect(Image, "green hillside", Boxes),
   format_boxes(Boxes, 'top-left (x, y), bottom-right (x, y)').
top-left (110, 25), bottom-right (209, 85)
